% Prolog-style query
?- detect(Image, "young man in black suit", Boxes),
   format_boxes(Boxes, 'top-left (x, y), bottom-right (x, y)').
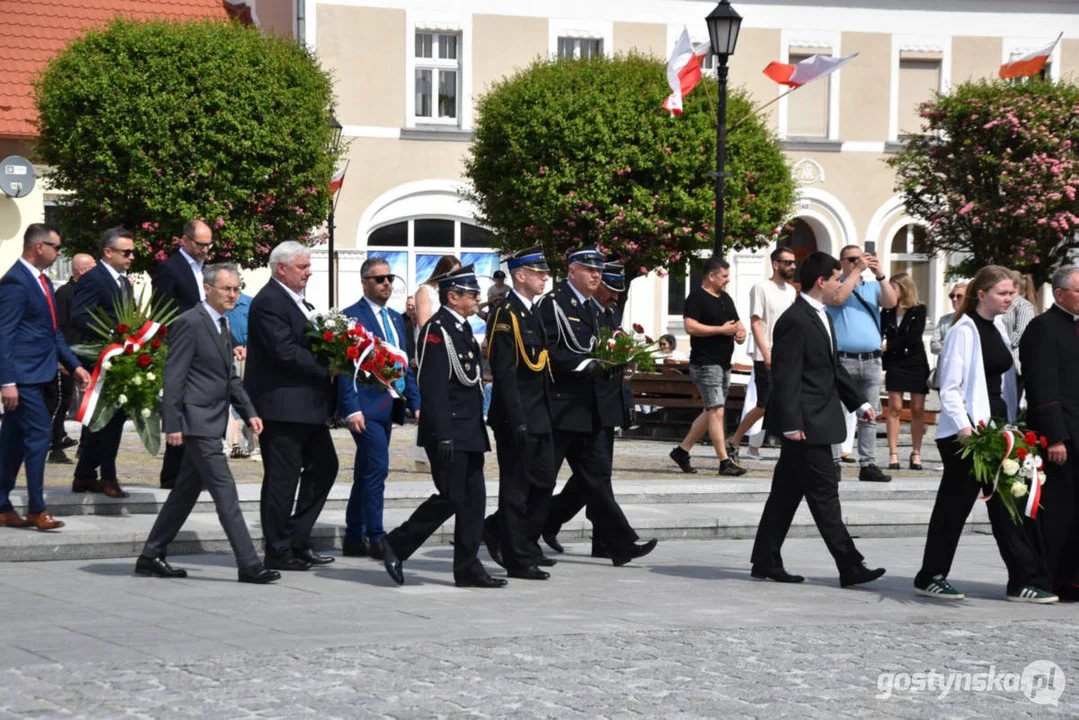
top-left (750, 251), bottom-right (886, 588)
top-left (245, 241), bottom-right (338, 572)
top-left (152, 219), bottom-right (214, 490)
top-left (70, 228), bottom-right (137, 499)
top-left (1020, 265), bottom-right (1079, 598)
top-left (45, 253), bottom-right (95, 464)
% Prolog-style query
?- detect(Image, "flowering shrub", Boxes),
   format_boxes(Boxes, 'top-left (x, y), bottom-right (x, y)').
top-left (889, 78), bottom-right (1079, 287)
top-left (465, 54), bottom-right (795, 281)
top-left (34, 18), bottom-right (341, 272)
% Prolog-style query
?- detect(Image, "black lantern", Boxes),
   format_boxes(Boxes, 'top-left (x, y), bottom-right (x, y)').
top-left (326, 110), bottom-right (343, 308)
top-left (704, 1), bottom-right (741, 256)
top-left (705, 1), bottom-right (742, 60)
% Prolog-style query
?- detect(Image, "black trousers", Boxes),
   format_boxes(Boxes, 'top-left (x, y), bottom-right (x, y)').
top-left (1026, 444), bottom-right (1078, 593)
top-left (73, 412), bottom-right (126, 480)
top-left (485, 428), bottom-right (555, 569)
top-left (751, 439), bottom-right (864, 573)
top-left (543, 428), bottom-right (636, 548)
top-left (258, 420), bottom-right (338, 558)
top-left (42, 371), bottom-right (75, 448)
top-left (159, 443), bottom-right (185, 486)
top-left (387, 445), bottom-right (486, 580)
top-left (916, 436), bottom-right (1050, 593)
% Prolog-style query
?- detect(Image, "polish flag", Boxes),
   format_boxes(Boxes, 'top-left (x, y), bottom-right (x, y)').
top-left (329, 166), bottom-right (346, 195)
top-left (999, 35), bottom-right (1060, 79)
top-left (763, 53), bottom-right (858, 88)
top-left (662, 29), bottom-right (708, 116)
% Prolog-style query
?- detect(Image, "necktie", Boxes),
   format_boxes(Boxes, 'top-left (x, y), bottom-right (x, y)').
top-left (302, 299), bottom-right (315, 312)
top-left (38, 274), bottom-right (57, 331)
top-left (119, 275), bottom-right (132, 300)
top-left (380, 307), bottom-right (394, 345)
top-left (219, 317), bottom-right (231, 354)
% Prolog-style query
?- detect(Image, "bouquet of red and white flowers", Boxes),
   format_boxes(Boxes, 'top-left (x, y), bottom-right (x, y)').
top-left (588, 323), bottom-right (658, 373)
top-left (307, 309), bottom-right (360, 376)
top-left (960, 421), bottom-right (1048, 524)
top-left (308, 311), bottom-right (408, 394)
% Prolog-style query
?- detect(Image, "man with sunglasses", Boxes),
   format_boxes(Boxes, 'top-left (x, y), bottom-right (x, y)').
top-left (152, 220), bottom-right (217, 490)
top-left (825, 245), bottom-right (898, 483)
top-left (337, 258), bottom-right (419, 559)
top-left (0, 225), bottom-right (91, 531)
top-left (70, 227), bottom-right (138, 499)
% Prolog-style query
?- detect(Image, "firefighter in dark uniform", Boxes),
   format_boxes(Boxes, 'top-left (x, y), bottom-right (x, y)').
top-left (380, 265), bottom-right (506, 588)
top-left (482, 246), bottom-right (557, 580)
top-left (536, 246), bottom-right (657, 566)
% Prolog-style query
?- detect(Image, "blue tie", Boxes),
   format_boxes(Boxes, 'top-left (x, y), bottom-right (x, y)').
top-left (380, 307), bottom-right (394, 345)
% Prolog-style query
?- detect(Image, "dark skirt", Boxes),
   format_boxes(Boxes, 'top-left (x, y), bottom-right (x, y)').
top-left (884, 353), bottom-right (930, 394)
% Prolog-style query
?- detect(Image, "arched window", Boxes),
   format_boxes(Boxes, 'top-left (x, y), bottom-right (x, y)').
top-left (778, 218), bottom-right (818, 273)
top-left (889, 223), bottom-right (931, 302)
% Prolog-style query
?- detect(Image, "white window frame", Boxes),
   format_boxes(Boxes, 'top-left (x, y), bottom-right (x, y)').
top-left (1002, 37), bottom-right (1062, 84)
top-left (889, 35), bottom-right (951, 142)
top-left (405, 11), bottom-right (473, 130)
top-left (365, 217), bottom-right (498, 293)
top-left (777, 30), bottom-right (842, 141)
top-left (548, 18), bottom-right (612, 60)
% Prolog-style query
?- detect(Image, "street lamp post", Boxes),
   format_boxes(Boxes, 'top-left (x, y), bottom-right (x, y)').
top-left (326, 112), bottom-right (343, 309)
top-left (705, 1), bottom-right (742, 257)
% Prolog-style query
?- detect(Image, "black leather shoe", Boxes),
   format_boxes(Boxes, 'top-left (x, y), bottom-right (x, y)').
top-left (455, 573), bottom-right (508, 588)
top-left (484, 528), bottom-right (504, 568)
top-left (47, 448), bottom-right (73, 465)
top-left (535, 555), bottom-right (557, 567)
top-left (293, 548), bottom-right (335, 566)
top-left (265, 554), bottom-right (312, 572)
top-left (508, 566), bottom-right (549, 580)
top-left (542, 532), bottom-right (564, 554)
top-left (342, 539), bottom-right (369, 557)
top-left (859, 465), bottom-right (892, 483)
top-left (591, 544), bottom-right (611, 559)
top-left (381, 539), bottom-right (404, 585)
top-left (669, 446), bottom-right (698, 474)
top-left (134, 555), bottom-right (187, 578)
top-left (840, 562), bottom-right (886, 588)
top-left (751, 566), bottom-right (805, 583)
top-left (60, 436), bottom-right (79, 450)
top-left (238, 564), bottom-right (281, 584)
top-left (610, 538), bottom-right (658, 567)
top-left (367, 540), bottom-right (385, 561)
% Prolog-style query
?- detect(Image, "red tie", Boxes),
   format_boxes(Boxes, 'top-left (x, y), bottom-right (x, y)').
top-left (38, 273), bottom-right (58, 331)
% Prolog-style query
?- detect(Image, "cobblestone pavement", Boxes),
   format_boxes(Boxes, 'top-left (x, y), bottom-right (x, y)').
top-left (41, 421), bottom-right (942, 488)
top-left (1, 536), bottom-right (1075, 718)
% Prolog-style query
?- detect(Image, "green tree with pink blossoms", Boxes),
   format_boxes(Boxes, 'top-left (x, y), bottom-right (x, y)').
top-left (464, 54), bottom-right (795, 281)
top-left (889, 78), bottom-right (1079, 288)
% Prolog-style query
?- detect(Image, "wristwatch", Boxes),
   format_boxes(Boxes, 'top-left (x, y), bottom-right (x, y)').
top-left (874, 274), bottom-right (886, 281)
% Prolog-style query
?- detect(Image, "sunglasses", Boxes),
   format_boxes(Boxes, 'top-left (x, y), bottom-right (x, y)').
top-left (363, 274), bottom-right (395, 284)
top-left (111, 248), bottom-right (136, 258)
top-left (949, 293), bottom-right (965, 300)
top-left (777, 259), bottom-right (797, 266)
top-left (40, 240), bottom-right (61, 249)
top-left (841, 256), bottom-right (862, 263)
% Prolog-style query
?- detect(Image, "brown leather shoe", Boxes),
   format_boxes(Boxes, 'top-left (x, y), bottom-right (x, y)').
top-left (24, 511), bottom-right (65, 531)
top-left (0, 511), bottom-right (28, 528)
top-left (101, 479), bottom-right (129, 499)
top-left (71, 475), bottom-right (104, 493)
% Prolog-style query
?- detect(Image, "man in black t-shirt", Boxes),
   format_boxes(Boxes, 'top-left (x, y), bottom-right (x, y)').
top-left (669, 257), bottom-right (748, 477)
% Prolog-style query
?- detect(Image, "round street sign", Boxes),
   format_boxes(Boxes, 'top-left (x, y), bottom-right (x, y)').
top-left (0, 156), bottom-right (37, 199)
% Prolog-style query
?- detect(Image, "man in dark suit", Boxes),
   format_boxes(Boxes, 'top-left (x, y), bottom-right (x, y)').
top-left (404, 295), bottom-right (418, 370)
top-left (245, 241), bottom-right (338, 572)
top-left (380, 265), bottom-right (504, 588)
top-left (337, 257), bottom-right (420, 558)
top-left (481, 247), bottom-right (557, 580)
top-left (542, 261), bottom-right (645, 560)
top-left (537, 246), bottom-right (655, 566)
top-left (45, 253), bottom-right (95, 464)
top-left (0, 224), bottom-right (91, 530)
top-left (152, 219), bottom-right (214, 490)
top-left (70, 227), bottom-right (137, 499)
top-left (750, 251), bottom-right (885, 587)
top-left (135, 263), bottom-right (279, 584)
top-left (1020, 265), bottom-right (1079, 598)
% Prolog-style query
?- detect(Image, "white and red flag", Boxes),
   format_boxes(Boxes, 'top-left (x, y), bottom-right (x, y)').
top-left (662, 28), bottom-right (709, 116)
top-left (999, 35), bottom-right (1061, 79)
top-left (329, 165), bottom-right (346, 195)
top-left (763, 52), bottom-right (858, 88)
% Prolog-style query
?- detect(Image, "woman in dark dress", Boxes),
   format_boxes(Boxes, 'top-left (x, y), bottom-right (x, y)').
top-left (881, 273), bottom-right (930, 470)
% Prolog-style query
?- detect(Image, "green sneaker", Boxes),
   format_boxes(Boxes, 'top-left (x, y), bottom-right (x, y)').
top-left (1007, 586), bottom-right (1059, 604)
top-left (915, 577), bottom-right (965, 600)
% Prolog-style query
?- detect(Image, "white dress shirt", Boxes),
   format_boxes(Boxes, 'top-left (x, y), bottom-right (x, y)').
top-left (202, 301), bottom-right (226, 333)
top-left (180, 248), bottom-right (206, 301)
top-left (512, 288), bottom-right (534, 312)
top-left (18, 258), bottom-right (48, 299)
top-left (102, 261), bottom-right (123, 288)
top-left (273, 278), bottom-right (313, 319)
top-left (364, 296), bottom-right (399, 349)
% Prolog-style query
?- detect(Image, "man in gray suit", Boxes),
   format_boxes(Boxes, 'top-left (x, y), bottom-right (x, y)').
top-left (135, 263), bottom-right (279, 584)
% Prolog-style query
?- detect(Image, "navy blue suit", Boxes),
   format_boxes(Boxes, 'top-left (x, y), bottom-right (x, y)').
top-left (336, 298), bottom-right (420, 545)
top-left (70, 262), bottom-right (131, 483)
top-left (0, 260), bottom-right (81, 513)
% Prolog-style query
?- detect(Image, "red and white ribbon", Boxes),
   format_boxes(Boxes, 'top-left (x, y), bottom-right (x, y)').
top-left (76, 321), bottom-right (161, 426)
top-left (978, 427), bottom-right (1015, 502)
top-left (1025, 465), bottom-right (1042, 519)
top-left (979, 426), bottom-right (1042, 518)
top-left (350, 325), bottom-right (408, 399)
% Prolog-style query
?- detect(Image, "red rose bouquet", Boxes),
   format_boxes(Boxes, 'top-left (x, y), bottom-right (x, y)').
top-left (960, 421), bottom-right (1048, 524)
top-left (351, 324), bottom-right (408, 396)
top-left (588, 323), bottom-right (658, 373)
top-left (306, 309), bottom-right (360, 376)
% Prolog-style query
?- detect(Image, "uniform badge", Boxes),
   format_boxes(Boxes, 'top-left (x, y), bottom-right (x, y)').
top-left (464, 362), bottom-right (471, 371)
top-left (425, 333), bottom-right (441, 344)
top-left (570, 299), bottom-right (577, 307)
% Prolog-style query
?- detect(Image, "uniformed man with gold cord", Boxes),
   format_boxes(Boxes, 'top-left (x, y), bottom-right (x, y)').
top-left (482, 247), bottom-right (557, 580)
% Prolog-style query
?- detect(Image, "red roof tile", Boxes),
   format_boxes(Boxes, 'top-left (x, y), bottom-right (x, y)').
top-left (0, 0), bottom-right (237, 139)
